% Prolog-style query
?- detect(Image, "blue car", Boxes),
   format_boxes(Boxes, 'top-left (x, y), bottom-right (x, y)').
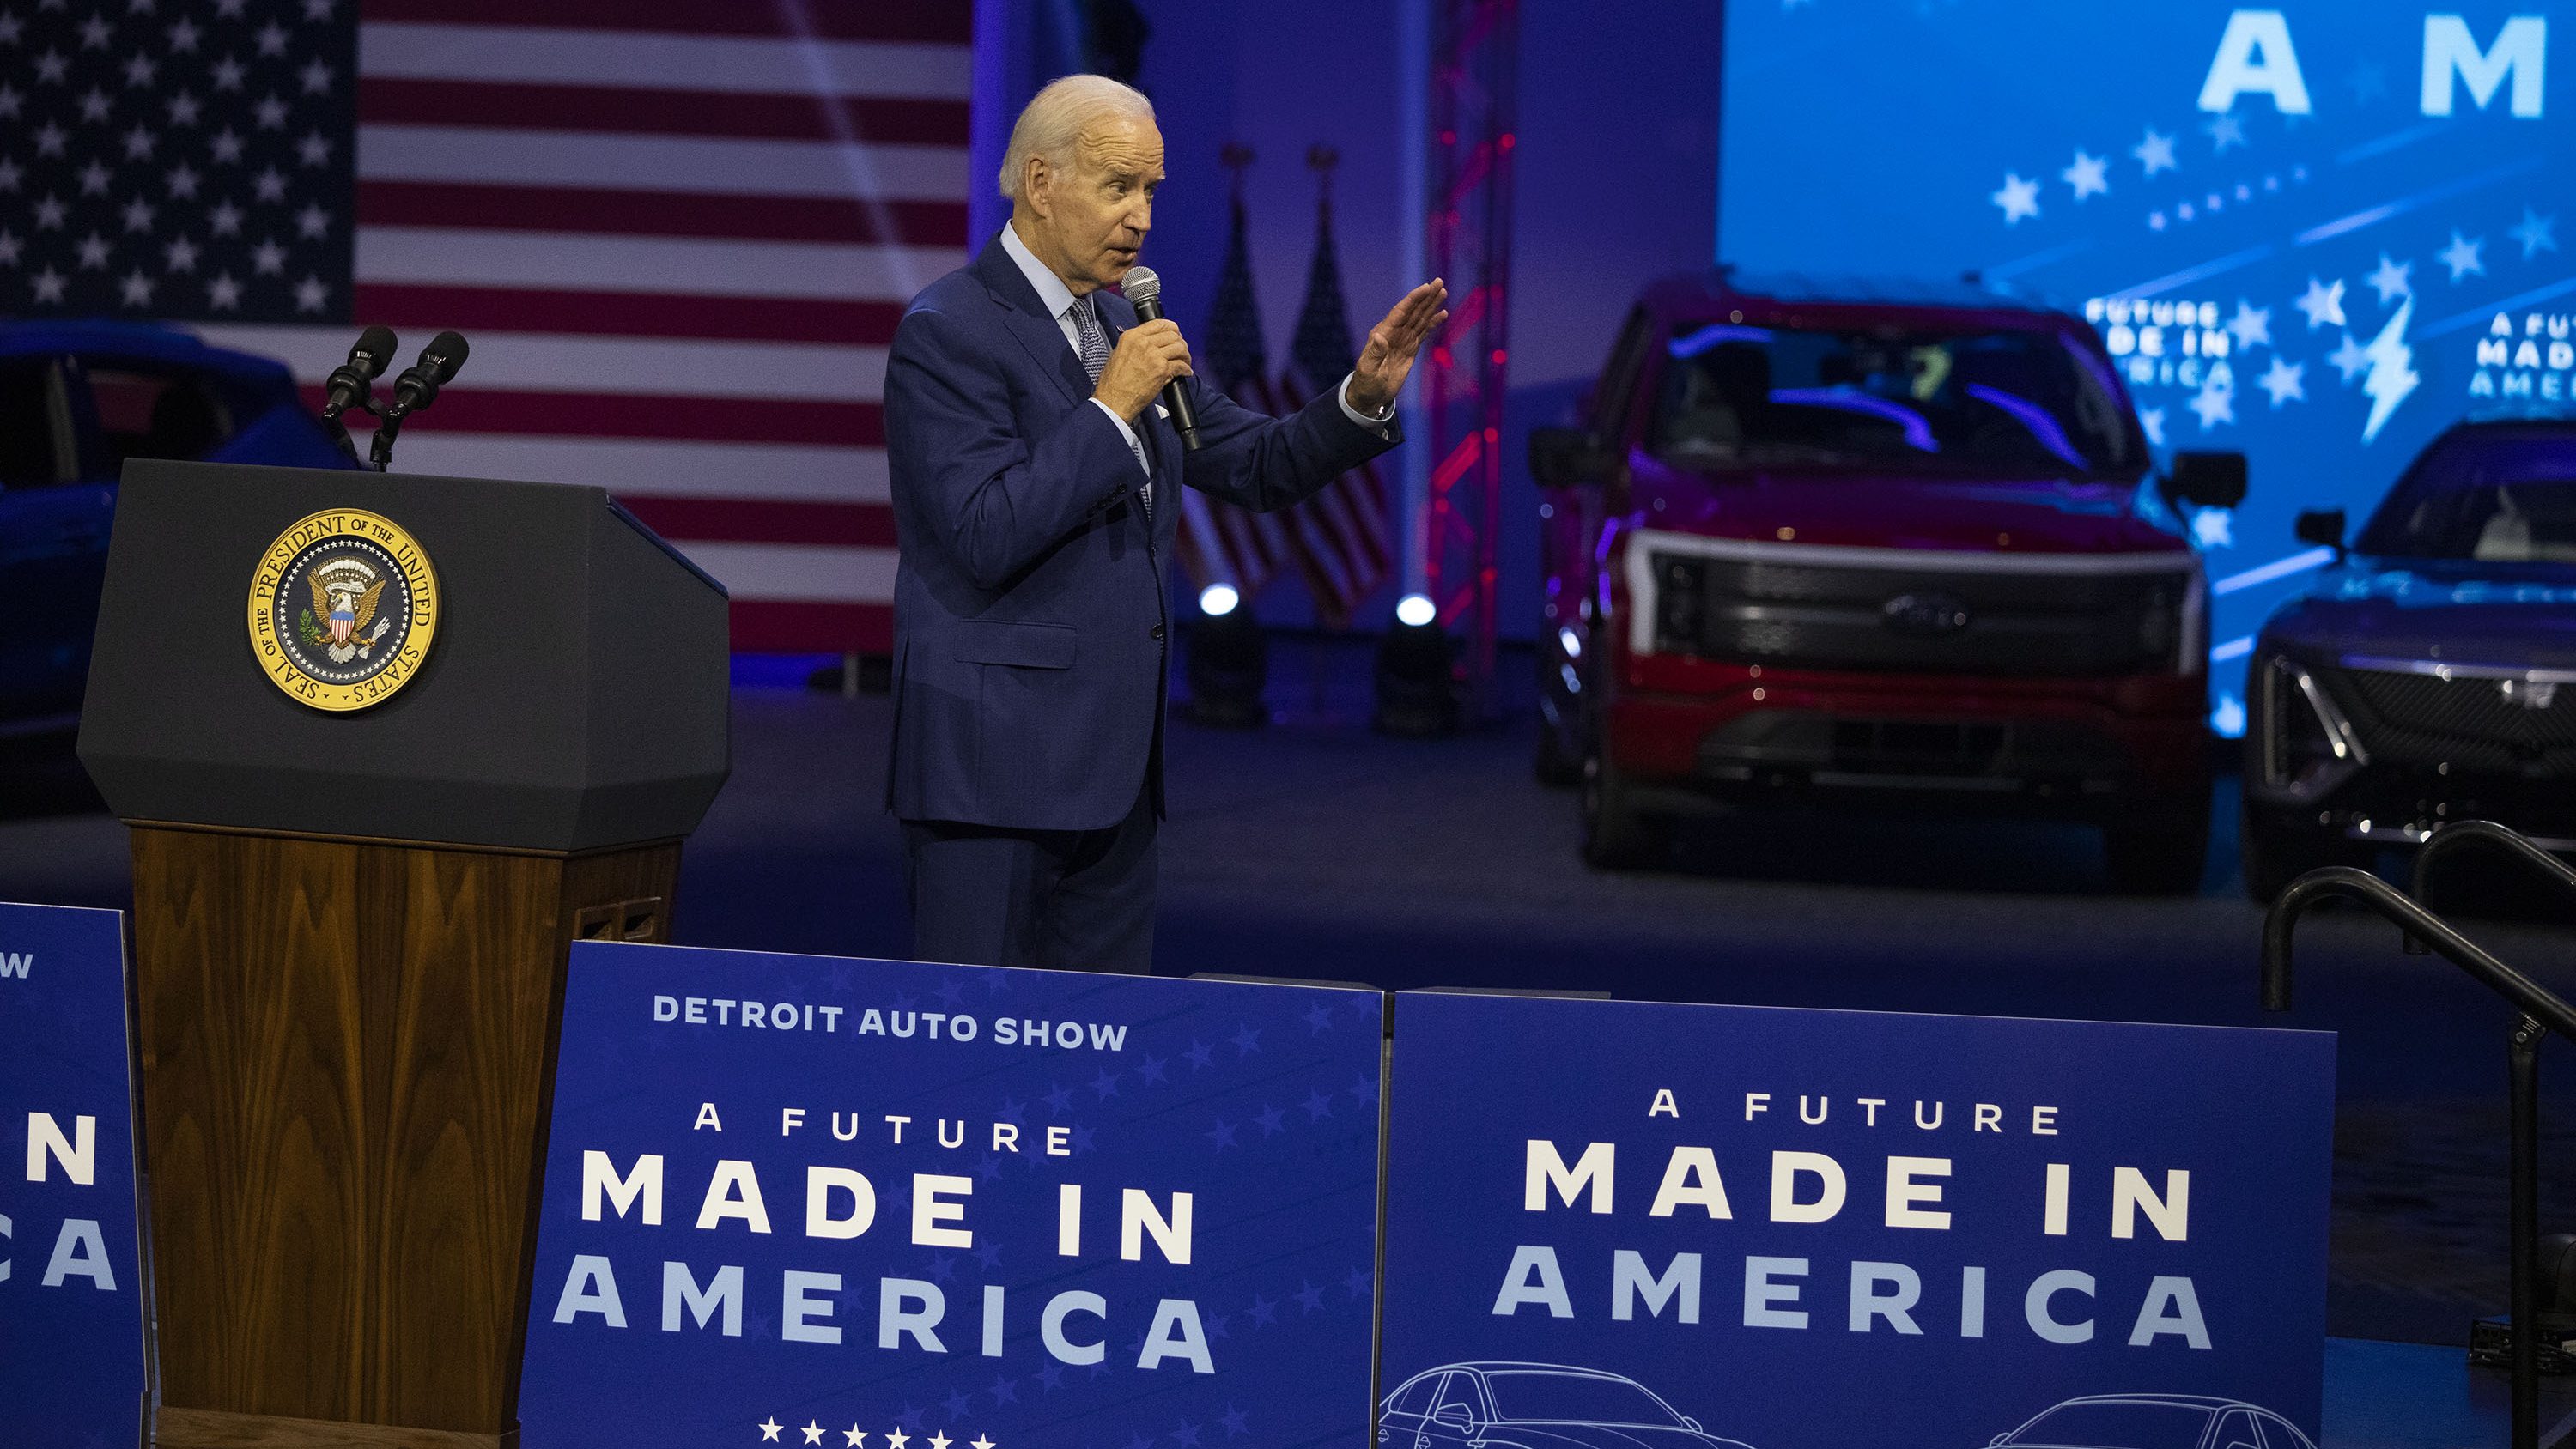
top-left (0, 320), bottom-right (349, 738)
top-left (2241, 414), bottom-right (2576, 899)
top-left (1380, 1361), bottom-right (1753, 1449)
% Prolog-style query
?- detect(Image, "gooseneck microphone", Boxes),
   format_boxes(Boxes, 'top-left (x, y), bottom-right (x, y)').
top-left (369, 330), bottom-right (471, 471)
top-left (321, 325), bottom-right (398, 421)
top-left (1118, 267), bottom-right (1201, 452)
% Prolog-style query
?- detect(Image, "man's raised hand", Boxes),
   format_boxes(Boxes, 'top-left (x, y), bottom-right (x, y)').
top-left (1094, 318), bottom-right (1193, 422)
top-left (1347, 279), bottom-right (1449, 418)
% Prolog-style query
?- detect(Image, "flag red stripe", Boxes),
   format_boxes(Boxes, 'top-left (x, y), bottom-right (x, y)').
top-left (358, 180), bottom-right (969, 249)
top-left (730, 599), bottom-right (894, 653)
top-left (360, 79), bottom-right (969, 148)
top-left (351, 282), bottom-right (906, 344)
top-left (307, 384), bottom-right (884, 445)
top-left (362, 0), bottom-right (971, 44)
top-left (617, 496), bottom-right (896, 548)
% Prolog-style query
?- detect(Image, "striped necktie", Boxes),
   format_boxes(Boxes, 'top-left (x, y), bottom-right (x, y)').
top-left (1070, 294), bottom-right (1149, 512)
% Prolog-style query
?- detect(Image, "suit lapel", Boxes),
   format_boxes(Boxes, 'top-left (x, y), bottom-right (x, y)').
top-left (975, 238), bottom-right (1093, 408)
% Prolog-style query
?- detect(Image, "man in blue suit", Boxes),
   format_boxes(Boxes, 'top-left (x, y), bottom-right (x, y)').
top-left (883, 75), bottom-right (1445, 973)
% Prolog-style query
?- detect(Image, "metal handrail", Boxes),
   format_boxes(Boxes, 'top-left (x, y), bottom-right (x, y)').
top-left (2263, 861), bottom-right (2576, 1449)
top-left (2264, 866), bottom-right (2576, 1036)
top-left (2412, 817), bottom-right (2576, 909)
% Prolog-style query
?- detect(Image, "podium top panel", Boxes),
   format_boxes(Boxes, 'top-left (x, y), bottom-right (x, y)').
top-left (78, 461), bottom-right (731, 852)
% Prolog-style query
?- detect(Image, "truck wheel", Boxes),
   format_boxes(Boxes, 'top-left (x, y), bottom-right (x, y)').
top-left (2104, 796), bottom-right (2213, 895)
top-left (2239, 813), bottom-right (2372, 904)
top-left (1580, 744), bottom-right (1669, 869)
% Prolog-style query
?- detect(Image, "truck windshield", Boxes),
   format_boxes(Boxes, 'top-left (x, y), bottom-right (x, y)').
top-left (1650, 321), bottom-right (2141, 478)
top-left (2356, 433), bottom-right (2576, 565)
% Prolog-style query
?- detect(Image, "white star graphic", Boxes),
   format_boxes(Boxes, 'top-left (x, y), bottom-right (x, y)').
top-left (34, 194), bottom-right (65, 227)
top-left (122, 122), bottom-right (153, 160)
top-left (118, 267), bottom-right (152, 306)
top-left (803, 1422), bottom-right (826, 1446)
top-left (206, 270), bottom-right (241, 309)
top-left (0, 85), bottom-right (19, 121)
top-left (296, 130), bottom-right (330, 167)
top-left (2189, 379), bottom-right (2234, 430)
top-left (210, 127), bottom-right (244, 162)
top-left (33, 118), bottom-right (67, 156)
top-left (303, 0), bottom-right (331, 17)
top-left (885, 1431), bottom-right (912, 1449)
top-left (210, 55), bottom-right (244, 90)
top-left (2139, 405), bottom-right (2166, 447)
top-left (2226, 300), bottom-right (2271, 351)
top-left (127, 0), bottom-right (154, 14)
top-left (2257, 355), bottom-right (2306, 408)
top-left (76, 230), bottom-right (110, 268)
top-left (77, 84), bottom-right (108, 121)
top-left (2205, 191), bottom-right (2224, 212)
top-left (2147, 210), bottom-right (2167, 231)
top-left (76, 13), bottom-right (106, 46)
top-left (294, 273), bottom-right (326, 312)
top-left (2511, 207), bottom-right (2559, 259)
top-left (2191, 506), bottom-right (2233, 549)
top-left (253, 166), bottom-right (286, 201)
top-left (927, 1434), bottom-right (952, 1449)
top-left (166, 162), bottom-right (198, 198)
top-left (2438, 231), bottom-right (2485, 282)
top-left (0, 10), bottom-right (20, 43)
top-left (0, 229), bottom-right (18, 267)
top-left (2366, 252), bottom-right (2412, 304)
top-left (76, 159), bottom-right (109, 195)
top-left (2327, 330), bottom-right (2371, 383)
top-left (119, 196), bottom-right (153, 232)
top-left (969, 1438), bottom-right (994, 1449)
top-left (295, 203), bottom-right (329, 239)
top-left (122, 51), bottom-right (153, 87)
top-left (299, 58), bottom-right (331, 94)
top-left (167, 90), bottom-right (199, 125)
top-left (2177, 201), bottom-right (2196, 222)
top-left (0, 158), bottom-right (18, 191)
top-left (1990, 172), bottom-right (2041, 225)
top-left (251, 237), bottom-right (284, 273)
top-left (254, 94), bottom-right (287, 129)
top-left (216, 0), bottom-right (246, 17)
top-left (34, 48), bottom-right (66, 83)
top-left (2203, 112), bottom-right (2247, 152)
top-left (842, 1429), bottom-right (868, 1448)
top-left (760, 1419), bottom-right (784, 1444)
top-left (254, 21), bottom-right (286, 55)
top-left (32, 265), bottom-right (67, 302)
top-left (2293, 276), bottom-right (2346, 330)
top-left (163, 234), bottom-right (197, 271)
top-left (2133, 127), bottom-right (2178, 175)
top-left (167, 15), bottom-right (197, 50)
top-left (2060, 149), bottom-right (2109, 201)
top-left (209, 200), bottom-right (242, 235)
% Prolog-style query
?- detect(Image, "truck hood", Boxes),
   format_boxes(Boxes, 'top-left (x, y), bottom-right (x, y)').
top-left (1630, 458), bottom-right (2190, 555)
top-left (2263, 556), bottom-right (2576, 670)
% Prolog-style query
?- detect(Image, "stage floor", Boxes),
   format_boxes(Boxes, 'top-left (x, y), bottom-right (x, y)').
top-left (11, 638), bottom-right (2576, 1355)
top-left (2327, 1337), bottom-right (2576, 1447)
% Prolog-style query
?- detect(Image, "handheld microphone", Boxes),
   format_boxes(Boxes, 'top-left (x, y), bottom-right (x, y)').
top-left (386, 330), bottom-right (470, 420)
top-left (1117, 267), bottom-right (1200, 452)
top-left (320, 325), bottom-right (397, 421)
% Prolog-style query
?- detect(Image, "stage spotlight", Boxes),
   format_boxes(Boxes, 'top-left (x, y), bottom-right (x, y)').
top-left (1374, 597), bottom-right (1459, 736)
top-left (1186, 585), bottom-right (1268, 728)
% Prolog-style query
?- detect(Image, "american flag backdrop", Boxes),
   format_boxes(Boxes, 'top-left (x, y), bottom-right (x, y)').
top-left (8, 0), bottom-right (970, 653)
top-left (1172, 184), bottom-right (1290, 608)
top-left (1274, 181), bottom-right (1394, 629)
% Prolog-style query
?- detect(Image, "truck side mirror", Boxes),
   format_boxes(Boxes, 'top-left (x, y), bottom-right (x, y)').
top-left (1529, 426), bottom-right (1616, 489)
top-left (2295, 507), bottom-right (2346, 553)
top-left (2165, 451), bottom-right (2248, 510)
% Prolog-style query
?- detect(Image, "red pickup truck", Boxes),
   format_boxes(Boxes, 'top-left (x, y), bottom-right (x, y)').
top-left (1530, 272), bottom-right (2243, 891)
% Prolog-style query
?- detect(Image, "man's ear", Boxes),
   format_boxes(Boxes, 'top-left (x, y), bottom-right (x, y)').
top-left (1022, 155), bottom-right (1053, 220)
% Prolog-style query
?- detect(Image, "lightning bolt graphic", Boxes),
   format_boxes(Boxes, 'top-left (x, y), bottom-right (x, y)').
top-left (2360, 295), bottom-right (2418, 444)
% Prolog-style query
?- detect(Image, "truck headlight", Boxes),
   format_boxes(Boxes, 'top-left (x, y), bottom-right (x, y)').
top-left (1652, 555), bottom-right (1707, 655)
top-left (2251, 651), bottom-right (2367, 801)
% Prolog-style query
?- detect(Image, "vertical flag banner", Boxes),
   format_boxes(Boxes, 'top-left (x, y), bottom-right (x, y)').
top-left (1277, 156), bottom-right (1396, 627)
top-left (1379, 992), bottom-right (2336, 1448)
top-left (1176, 171), bottom-right (1293, 610)
top-left (519, 943), bottom-right (1386, 1449)
top-left (1721, 0), bottom-right (2576, 731)
top-left (0, 902), bottom-right (148, 1446)
top-left (7, 0), bottom-right (972, 654)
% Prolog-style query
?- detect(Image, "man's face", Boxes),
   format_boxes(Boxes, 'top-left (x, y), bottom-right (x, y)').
top-left (1027, 115), bottom-right (1163, 294)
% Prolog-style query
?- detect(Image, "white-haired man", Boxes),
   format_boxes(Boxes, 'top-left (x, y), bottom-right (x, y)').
top-left (882, 75), bottom-right (1445, 973)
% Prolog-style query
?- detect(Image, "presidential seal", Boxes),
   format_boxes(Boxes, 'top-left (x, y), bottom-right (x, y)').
top-left (246, 508), bottom-right (440, 712)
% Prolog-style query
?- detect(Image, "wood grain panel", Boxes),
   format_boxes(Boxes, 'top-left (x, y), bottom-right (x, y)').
top-left (131, 825), bottom-right (680, 1436)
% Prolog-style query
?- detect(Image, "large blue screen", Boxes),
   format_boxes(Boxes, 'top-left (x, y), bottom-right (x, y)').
top-left (1722, 1), bottom-right (2569, 729)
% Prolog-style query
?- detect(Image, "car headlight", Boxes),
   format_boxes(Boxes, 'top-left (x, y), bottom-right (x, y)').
top-left (2251, 650), bottom-right (2367, 801)
top-left (1652, 554), bottom-right (1707, 655)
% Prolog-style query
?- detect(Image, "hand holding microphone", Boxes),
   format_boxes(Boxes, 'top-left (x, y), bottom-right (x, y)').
top-left (1093, 266), bottom-right (1201, 452)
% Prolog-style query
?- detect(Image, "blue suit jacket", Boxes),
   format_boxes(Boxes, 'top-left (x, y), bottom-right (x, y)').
top-left (884, 236), bottom-right (1400, 830)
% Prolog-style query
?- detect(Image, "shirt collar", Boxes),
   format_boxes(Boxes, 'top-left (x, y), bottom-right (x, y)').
top-left (999, 223), bottom-right (1083, 323)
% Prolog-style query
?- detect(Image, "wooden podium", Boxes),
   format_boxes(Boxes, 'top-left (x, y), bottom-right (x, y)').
top-left (78, 461), bottom-right (731, 1447)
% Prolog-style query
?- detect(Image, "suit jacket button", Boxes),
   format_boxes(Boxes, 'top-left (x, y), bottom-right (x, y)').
top-left (1150, 623), bottom-right (1165, 640)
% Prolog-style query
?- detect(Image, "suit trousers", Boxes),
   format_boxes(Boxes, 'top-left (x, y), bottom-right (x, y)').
top-left (902, 783), bottom-right (1158, 973)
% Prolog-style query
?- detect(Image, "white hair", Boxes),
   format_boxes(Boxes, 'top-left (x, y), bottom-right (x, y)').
top-left (999, 74), bottom-right (1155, 203)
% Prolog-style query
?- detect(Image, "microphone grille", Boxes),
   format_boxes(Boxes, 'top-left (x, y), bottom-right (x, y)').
top-left (1121, 266), bottom-right (1160, 305)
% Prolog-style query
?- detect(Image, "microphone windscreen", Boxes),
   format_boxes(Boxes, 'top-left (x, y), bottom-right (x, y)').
top-left (424, 330), bottom-right (470, 382)
top-left (1121, 266), bottom-right (1161, 307)
top-left (353, 324), bottom-right (397, 376)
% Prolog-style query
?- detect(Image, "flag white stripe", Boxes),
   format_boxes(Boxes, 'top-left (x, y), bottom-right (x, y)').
top-left (359, 23), bottom-right (972, 101)
top-left (196, 325), bottom-right (887, 402)
top-left (384, 434), bottom-right (889, 502)
top-left (676, 541), bottom-right (898, 603)
top-left (359, 125), bottom-right (969, 203)
top-left (355, 227), bottom-right (963, 301)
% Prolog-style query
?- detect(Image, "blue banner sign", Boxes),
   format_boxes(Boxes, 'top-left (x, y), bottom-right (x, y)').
top-left (0, 901), bottom-right (147, 1446)
top-left (520, 943), bottom-right (1387, 1449)
top-left (1378, 993), bottom-right (2334, 1449)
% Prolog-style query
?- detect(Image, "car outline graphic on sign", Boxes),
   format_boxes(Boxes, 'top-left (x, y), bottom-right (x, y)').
top-left (1378, 1361), bottom-right (1755, 1449)
top-left (1990, 1392), bottom-right (2318, 1449)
